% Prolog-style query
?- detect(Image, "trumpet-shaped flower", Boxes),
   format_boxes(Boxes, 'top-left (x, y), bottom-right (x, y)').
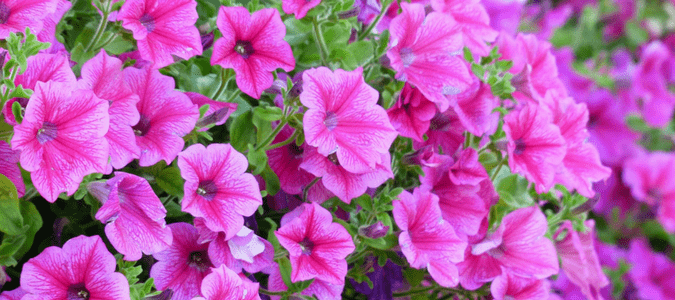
top-left (192, 265), bottom-right (261, 300)
top-left (386, 83), bottom-right (438, 142)
top-left (11, 81), bottom-right (109, 202)
top-left (118, 0), bottom-right (203, 68)
top-left (301, 67), bottom-right (397, 173)
top-left (20, 235), bottom-right (130, 300)
top-left (0, 0), bottom-right (58, 39)
top-left (178, 143), bottom-right (262, 240)
top-left (628, 239), bottom-right (675, 300)
top-left (490, 273), bottom-right (550, 300)
top-left (267, 125), bottom-right (315, 195)
top-left (123, 66), bottom-right (199, 166)
top-left (275, 202), bottom-right (355, 285)
top-left (211, 6), bottom-right (295, 99)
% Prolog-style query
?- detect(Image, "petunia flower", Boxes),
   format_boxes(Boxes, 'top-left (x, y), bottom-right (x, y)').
top-left (627, 239), bottom-right (675, 300)
top-left (267, 125), bottom-right (315, 195)
top-left (630, 41), bottom-right (675, 127)
top-left (20, 235), bottom-right (130, 300)
top-left (36, 0), bottom-right (71, 44)
top-left (150, 222), bottom-right (214, 300)
top-left (211, 6), bottom-right (295, 99)
top-left (192, 265), bottom-right (261, 300)
top-left (123, 66), bottom-right (199, 166)
top-left (177, 143), bottom-right (262, 240)
top-left (282, 0), bottom-right (321, 19)
top-left (481, 0), bottom-right (523, 35)
top-left (490, 273), bottom-right (550, 300)
top-left (0, 141), bottom-right (24, 197)
top-left (267, 265), bottom-right (345, 300)
top-left (413, 109), bottom-right (466, 154)
top-left (90, 172), bottom-right (172, 261)
top-left (275, 202), bottom-right (355, 285)
top-left (118, 0), bottom-right (203, 68)
top-left (0, 288), bottom-right (26, 300)
top-left (78, 50), bottom-right (141, 172)
top-left (11, 81), bottom-right (109, 202)
top-left (386, 2), bottom-right (473, 112)
top-left (393, 188), bottom-right (468, 287)
top-left (430, 0), bottom-right (499, 56)
top-left (448, 77), bottom-right (500, 137)
top-left (0, 0), bottom-right (58, 39)
top-left (386, 83), bottom-right (438, 142)
top-left (185, 92), bottom-right (237, 129)
top-left (503, 104), bottom-right (566, 193)
top-left (301, 67), bottom-right (397, 173)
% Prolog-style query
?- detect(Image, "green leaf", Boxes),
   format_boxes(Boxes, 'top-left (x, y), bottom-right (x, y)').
top-left (0, 234), bottom-right (25, 266)
top-left (261, 165), bottom-right (280, 196)
top-left (0, 174), bottom-right (24, 235)
top-left (11, 101), bottom-right (23, 124)
top-left (496, 174), bottom-right (533, 208)
top-left (403, 268), bottom-right (427, 287)
top-left (229, 110), bottom-right (256, 153)
top-left (346, 40), bottom-right (374, 68)
top-left (284, 18), bottom-right (313, 46)
top-left (362, 234), bottom-right (398, 250)
top-left (155, 167), bottom-right (185, 197)
top-left (253, 106), bottom-right (284, 122)
top-left (246, 144), bottom-right (269, 175)
top-left (14, 200), bottom-right (43, 260)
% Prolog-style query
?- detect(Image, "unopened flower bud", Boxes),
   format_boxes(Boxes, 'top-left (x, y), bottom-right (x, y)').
top-left (359, 221), bottom-right (389, 239)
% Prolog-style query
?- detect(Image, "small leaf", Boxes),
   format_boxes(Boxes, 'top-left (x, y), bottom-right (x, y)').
top-left (0, 174), bottom-right (24, 235)
top-left (155, 167), bottom-right (185, 197)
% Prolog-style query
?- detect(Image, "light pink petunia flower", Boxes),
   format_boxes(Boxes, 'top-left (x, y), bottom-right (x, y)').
top-left (490, 273), bottom-right (550, 300)
top-left (11, 81), bottom-right (109, 202)
top-left (448, 77), bottom-right (500, 137)
top-left (393, 188), bottom-right (468, 287)
top-left (275, 202), bottom-right (355, 285)
top-left (211, 6), bottom-right (295, 99)
top-left (117, 0), bottom-right (203, 68)
top-left (150, 222), bottom-right (214, 300)
top-left (123, 66), bottom-right (199, 166)
top-left (386, 83), bottom-right (438, 142)
top-left (430, 0), bottom-right (499, 56)
top-left (0, 0), bottom-right (58, 39)
top-left (20, 235), bottom-right (130, 300)
top-left (91, 172), bottom-right (172, 261)
top-left (78, 50), bottom-right (141, 172)
top-left (178, 143), bottom-right (262, 240)
top-left (192, 265), bottom-right (261, 300)
top-left (301, 67), bottom-right (397, 173)
top-left (503, 104), bottom-right (567, 193)
top-left (386, 2), bottom-right (473, 112)
top-left (0, 141), bottom-right (24, 197)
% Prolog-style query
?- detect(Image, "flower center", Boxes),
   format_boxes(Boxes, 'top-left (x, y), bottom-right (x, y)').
top-left (513, 138), bottom-right (526, 155)
top-left (428, 113), bottom-right (451, 131)
top-left (196, 180), bottom-right (218, 201)
top-left (234, 41), bottom-right (254, 59)
top-left (133, 114), bottom-right (151, 137)
top-left (36, 122), bottom-right (58, 144)
top-left (327, 153), bottom-right (340, 166)
top-left (288, 143), bottom-right (304, 157)
top-left (298, 237), bottom-right (314, 255)
top-left (400, 47), bottom-right (415, 67)
top-left (0, 3), bottom-right (10, 24)
top-left (139, 14), bottom-right (155, 32)
top-left (324, 111), bottom-right (338, 130)
top-left (67, 283), bottom-right (90, 300)
top-left (188, 250), bottom-right (212, 271)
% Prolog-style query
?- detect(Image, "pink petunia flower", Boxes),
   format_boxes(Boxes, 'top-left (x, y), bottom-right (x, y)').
top-left (185, 92), bottom-right (237, 129)
top-left (0, 0), bottom-right (58, 39)
top-left (299, 145), bottom-right (393, 203)
top-left (283, 0), bottom-right (321, 19)
top-left (503, 104), bottom-right (567, 193)
top-left (481, 0), bottom-right (524, 36)
top-left (267, 265), bottom-right (344, 300)
top-left (0, 288), bottom-right (26, 300)
top-left (78, 50), bottom-right (141, 172)
top-left (386, 2), bottom-right (473, 112)
top-left (554, 220), bottom-right (609, 300)
top-left (3, 53), bottom-right (76, 126)
top-left (11, 81), bottom-right (109, 202)
top-left (211, 6), bottom-right (295, 99)
top-left (150, 222), bottom-right (214, 300)
top-left (177, 143), bottom-right (262, 240)
top-left (275, 202), bottom-right (355, 285)
top-left (413, 109), bottom-right (466, 154)
top-left (301, 67), bottom-right (397, 173)
top-left (628, 239), bottom-right (675, 300)
top-left (448, 77), bottom-right (500, 137)
top-left (490, 273), bottom-right (550, 300)
top-left (20, 235), bottom-right (130, 300)
top-left (192, 265), bottom-right (261, 300)
top-left (630, 41), bottom-right (675, 127)
top-left (36, 0), bottom-right (71, 44)
top-left (123, 66), bottom-right (199, 166)
top-left (430, 0), bottom-right (499, 56)
top-left (117, 0), bottom-right (203, 69)
top-left (267, 125), bottom-right (315, 195)
top-left (0, 141), bottom-right (24, 197)
top-left (386, 83), bottom-right (438, 142)
top-left (90, 172), bottom-right (172, 261)
top-left (393, 188), bottom-right (468, 287)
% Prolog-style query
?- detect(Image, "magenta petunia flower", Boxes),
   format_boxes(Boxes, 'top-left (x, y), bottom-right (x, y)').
top-left (91, 172), bottom-right (172, 261)
top-left (118, 0), bottom-right (203, 68)
top-left (20, 235), bottom-right (130, 300)
top-left (448, 78), bottom-right (500, 137)
top-left (490, 273), bottom-right (550, 300)
top-left (123, 66), bottom-right (199, 166)
top-left (481, 0), bottom-right (523, 35)
top-left (267, 125), bottom-right (315, 195)
top-left (0, 288), bottom-right (26, 300)
top-left (386, 83), bottom-right (438, 142)
top-left (630, 41), bottom-right (675, 127)
top-left (192, 265), bottom-right (261, 300)
top-left (554, 220), bottom-right (609, 300)
top-left (628, 239), bottom-right (675, 300)
top-left (267, 265), bottom-right (344, 300)
top-left (503, 104), bottom-right (566, 193)
top-left (386, 2), bottom-right (473, 112)
top-left (282, 0), bottom-right (321, 19)
top-left (78, 50), bottom-right (141, 172)
top-left (150, 222), bottom-right (214, 300)
top-left (11, 81), bottom-right (109, 202)
top-left (430, 0), bottom-right (499, 56)
top-left (275, 202), bottom-right (355, 285)
top-left (211, 6), bottom-right (295, 99)
top-left (301, 67), bottom-right (397, 173)
top-left (299, 145), bottom-right (393, 203)
top-left (0, 141), bottom-right (24, 197)
top-left (3, 53), bottom-right (76, 126)
top-left (413, 109), bottom-right (466, 154)
top-left (177, 143), bottom-right (262, 240)
top-left (393, 188), bottom-right (468, 287)
top-left (36, 0), bottom-right (70, 44)
top-left (0, 0), bottom-right (58, 39)
top-left (185, 92), bottom-right (237, 130)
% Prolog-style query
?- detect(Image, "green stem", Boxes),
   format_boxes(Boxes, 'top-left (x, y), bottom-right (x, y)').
top-left (490, 157), bottom-right (505, 181)
top-left (265, 129), bottom-right (299, 151)
top-left (84, 3), bottom-right (111, 53)
top-left (1, 66), bottom-right (18, 102)
top-left (303, 177), bottom-right (321, 201)
top-left (312, 19), bottom-right (329, 65)
top-left (358, 0), bottom-right (391, 40)
top-left (258, 288), bottom-right (287, 296)
top-left (256, 119), bottom-right (287, 151)
top-left (346, 249), bottom-right (371, 264)
top-left (212, 68), bottom-right (230, 100)
top-left (393, 285), bottom-right (436, 297)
